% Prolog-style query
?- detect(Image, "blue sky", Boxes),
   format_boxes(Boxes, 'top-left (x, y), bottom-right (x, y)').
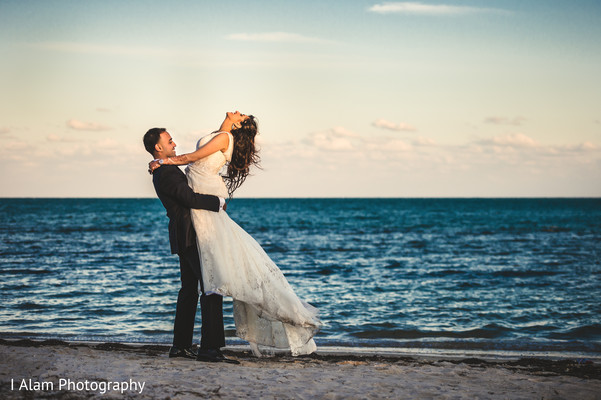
top-left (1, 1), bottom-right (600, 197)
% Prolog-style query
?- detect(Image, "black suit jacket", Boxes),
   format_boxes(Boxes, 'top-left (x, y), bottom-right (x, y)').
top-left (152, 165), bottom-right (220, 255)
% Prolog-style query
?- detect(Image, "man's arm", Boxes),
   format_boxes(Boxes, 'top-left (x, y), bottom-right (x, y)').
top-left (155, 166), bottom-right (220, 212)
top-left (148, 132), bottom-right (229, 174)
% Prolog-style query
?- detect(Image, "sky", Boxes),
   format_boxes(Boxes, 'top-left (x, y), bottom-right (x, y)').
top-left (1, 0), bottom-right (600, 198)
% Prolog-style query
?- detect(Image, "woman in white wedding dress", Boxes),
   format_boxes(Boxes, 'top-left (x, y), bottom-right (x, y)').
top-left (149, 111), bottom-right (320, 356)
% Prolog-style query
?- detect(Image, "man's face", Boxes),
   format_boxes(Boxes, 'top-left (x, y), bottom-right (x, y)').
top-left (156, 131), bottom-right (177, 157)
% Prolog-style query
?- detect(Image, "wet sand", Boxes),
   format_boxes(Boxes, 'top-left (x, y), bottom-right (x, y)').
top-left (1, 339), bottom-right (600, 399)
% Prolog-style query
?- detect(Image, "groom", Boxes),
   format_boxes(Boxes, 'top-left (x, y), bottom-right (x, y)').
top-left (143, 127), bottom-right (238, 364)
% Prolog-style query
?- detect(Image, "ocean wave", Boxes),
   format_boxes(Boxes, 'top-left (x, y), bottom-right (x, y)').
top-left (351, 324), bottom-right (512, 340)
top-left (492, 269), bottom-right (560, 278)
top-left (15, 302), bottom-right (49, 310)
top-left (551, 324), bottom-right (601, 340)
top-left (2, 268), bottom-right (55, 275)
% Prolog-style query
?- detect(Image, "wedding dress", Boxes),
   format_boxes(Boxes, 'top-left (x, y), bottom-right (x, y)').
top-left (186, 131), bottom-right (320, 356)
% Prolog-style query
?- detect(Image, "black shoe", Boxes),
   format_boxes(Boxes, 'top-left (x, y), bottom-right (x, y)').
top-left (169, 346), bottom-right (197, 359)
top-left (196, 348), bottom-right (240, 364)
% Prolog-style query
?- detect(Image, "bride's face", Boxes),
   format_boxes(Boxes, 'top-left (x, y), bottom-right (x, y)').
top-left (226, 111), bottom-right (249, 124)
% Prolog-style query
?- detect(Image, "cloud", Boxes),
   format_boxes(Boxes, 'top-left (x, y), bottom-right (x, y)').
top-left (554, 141), bottom-right (598, 153)
top-left (368, 2), bottom-right (507, 16)
top-left (303, 128), bottom-right (358, 151)
top-left (412, 136), bottom-right (436, 146)
top-left (286, 126), bottom-right (600, 178)
top-left (0, 127), bottom-right (10, 135)
top-left (47, 134), bottom-right (82, 143)
top-left (373, 119), bottom-right (417, 132)
top-left (28, 42), bottom-right (175, 58)
top-left (330, 126), bottom-right (361, 138)
top-left (226, 32), bottom-right (330, 44)
top-left (6, 140), bottom-right (30, 153)
top-left (477, 133), bottom-right (538, 148)
top-left (484, 116), bottom-right (527, 126)
top-left (96, 138), bottom-right (120, 150)
top-left (466, 134), bottom-right (600, 168)
top-left (577, 142), bottom-right (597, 151)
top-left (278, 125), bottom-right (423, 160)
top-left (382, 139), bottom-right (412, 152)
top-left (263, 126), bottom-right (598, 176)
top-left (67, 119), bottom-right (111, 131)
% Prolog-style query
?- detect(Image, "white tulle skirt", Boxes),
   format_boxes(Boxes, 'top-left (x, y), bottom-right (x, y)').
top-left (190, 207), bottom-right (320, 356)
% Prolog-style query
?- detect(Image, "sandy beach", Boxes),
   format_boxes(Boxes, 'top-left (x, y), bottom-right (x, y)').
top-left (1, 339), bottom-right (600, 399)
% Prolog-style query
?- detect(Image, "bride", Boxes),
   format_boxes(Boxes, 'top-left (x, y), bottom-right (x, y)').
top-left (149, 111), bottom-right (320, 356)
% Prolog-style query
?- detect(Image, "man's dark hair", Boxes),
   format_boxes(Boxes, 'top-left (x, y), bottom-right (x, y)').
top-left (143, 128), bottom-right (166, 156)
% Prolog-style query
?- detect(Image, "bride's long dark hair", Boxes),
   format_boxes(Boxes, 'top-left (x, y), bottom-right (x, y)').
top-left (224, 115), bottom-right (260, 199)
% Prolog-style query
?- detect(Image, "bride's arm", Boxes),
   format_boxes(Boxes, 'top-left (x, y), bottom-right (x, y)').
top-left (149, 132), bottom-right (230, 173)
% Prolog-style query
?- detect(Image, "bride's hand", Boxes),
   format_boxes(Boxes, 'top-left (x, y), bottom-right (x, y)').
top-left (148, 159), bottom-right (161, 174)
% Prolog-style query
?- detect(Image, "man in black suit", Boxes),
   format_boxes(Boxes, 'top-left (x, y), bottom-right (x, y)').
top-left (143, 127), bottom-right (238, 364)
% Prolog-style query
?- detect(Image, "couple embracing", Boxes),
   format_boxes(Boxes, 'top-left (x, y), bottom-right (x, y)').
top-left (142, 111), bottom-right (320, 364)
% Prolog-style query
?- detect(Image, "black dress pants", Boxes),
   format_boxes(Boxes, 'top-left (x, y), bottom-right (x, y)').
top-left (173, 245), bottom-right (225, 350)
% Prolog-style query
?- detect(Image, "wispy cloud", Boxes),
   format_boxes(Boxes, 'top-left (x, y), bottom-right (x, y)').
top-left (484, 116), bottom-right (527, 126)
top-left (27, 41), bottom-right (177, 58)
top-left (302, 127), bottom-right (360, 151)
top-left (0, 127), bottom-right (10, 135)
top-left (476, 133), bottom-right (538, 148)
top-left (467, 133), bottom-right (599, 166)
top-left (270, 128), bottom-right (599, 171)
top-left (95, 138), bottom-right (120, 150)
top-left (373, 118), bottom-right (417, 132)
top-left (380, 139), bottom-right (413, 152)
top-left (67, 119), bottom-right (111, 131)
top-left (330, 126), bottom-right (361, 138)
top-left (47, 134), bottom-right (82, 143)
top-left (6, 139), bottom-right (30, 153)
top-left (368, 2), bottom-right (507, 16)
top-left (412, 136), bottom-right (436, 146)
top-left (272, 126), bottom-right (423, 160)
top-left (226, 32), bottom-right (331, 44)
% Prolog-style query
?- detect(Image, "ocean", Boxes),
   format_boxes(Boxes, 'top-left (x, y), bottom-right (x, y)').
top-left (1, 198), bottom-right (600, 355)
